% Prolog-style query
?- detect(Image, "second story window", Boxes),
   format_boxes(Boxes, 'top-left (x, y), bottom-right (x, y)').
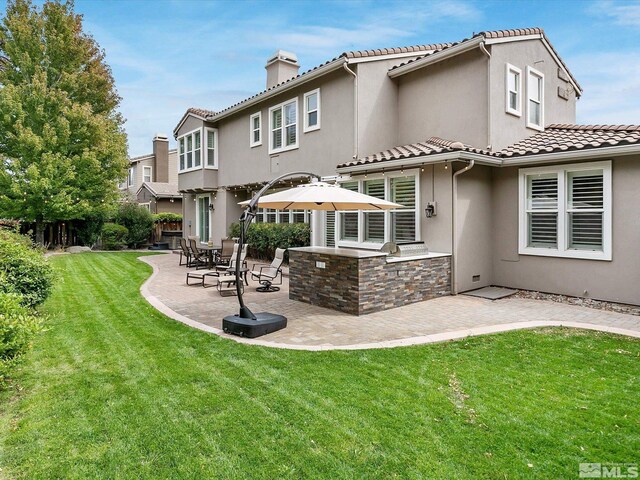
top-left (505, 64), bottom-right (521, 116)
top-left (205, 127), bottom-right (218, 168)
top-left (178, 129), bottom-right (202, 172)
top-left (128, 167), bottom-right (135, 187)
top-left (269, 98), bottom-right (298, 154)
top-left (250, 112), bottom-right (261, 147)
top-left (526, 66), bottom-right (544, 130)
top-left (143, 166), bottom-right (152, 183)
top-left (303, 89), bottom-right (320, 132)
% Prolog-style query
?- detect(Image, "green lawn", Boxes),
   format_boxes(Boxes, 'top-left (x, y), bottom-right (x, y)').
top-left (0, 253), bottom-right (638, 479)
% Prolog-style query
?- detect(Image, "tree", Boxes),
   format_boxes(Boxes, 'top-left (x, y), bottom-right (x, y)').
top-left (0, 0), bottom-right (128, 244)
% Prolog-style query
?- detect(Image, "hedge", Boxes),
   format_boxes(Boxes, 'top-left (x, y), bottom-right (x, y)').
top-left (0, 292), bottom-right (42, 387)
top-left (228, 222), bottom-right (310, 261)
top-left (101, 223), bottom-right (129, 250)
top-left (0, 229), bottom-right (54, 308)
top-left (0, 230), bottom-right (50, 388)
top-left (152, 212), bottom-right (182, 223)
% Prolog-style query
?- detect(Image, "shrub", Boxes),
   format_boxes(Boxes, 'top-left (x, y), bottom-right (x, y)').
top-left (115, 203), bottom-right (153, 248)
top-left (228, 222), bottom-right (310, 261)
top-left (0, 229), bottom-right (54, 308)
top-left (0, 292), bottom-right (43, 387)
top-left (152, 212), bottom-right (182, 223)
top-left (75, 212), bottom-right (107, 247)
top-left (101, 223), bottom-right (128, 250)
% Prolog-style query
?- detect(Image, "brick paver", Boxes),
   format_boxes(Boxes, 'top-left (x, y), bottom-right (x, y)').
top-left (142, 254), bottom-right (640, 348)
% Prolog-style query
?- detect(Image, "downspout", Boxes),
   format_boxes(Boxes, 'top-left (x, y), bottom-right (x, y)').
top-left (451, 159), bottom-right (475, 295)
top-left (343, 62), bottom-right (358, 159)
top-left (479, 41), bottom-right (492, 150)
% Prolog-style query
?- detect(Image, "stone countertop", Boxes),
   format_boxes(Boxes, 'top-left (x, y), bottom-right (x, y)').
top-left (289, 246), bottom-right (388, 259)
top-left (385, 252), bottom-right (451, 263)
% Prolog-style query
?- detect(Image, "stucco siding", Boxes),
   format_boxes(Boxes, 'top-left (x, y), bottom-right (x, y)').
top-left (455, 165), bottom-right (494, 292)
top-left (492, 156), bottom-right (640, 305)
top-left (396, 49), bottom-right (489, 149)
top-left (419, 163), bottom-right (453, 253)
top-left (488, 40), bottom-right (577, 151)
top-left (214, 69), bottom-right (354, 187)
top-left (355, 59), bottom-right (400, 157)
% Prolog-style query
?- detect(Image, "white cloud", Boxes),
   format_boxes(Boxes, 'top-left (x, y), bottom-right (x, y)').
top-left (592, 0), bottom-right (640, 27)
top-left (569, 51), bottom-right (640, 124)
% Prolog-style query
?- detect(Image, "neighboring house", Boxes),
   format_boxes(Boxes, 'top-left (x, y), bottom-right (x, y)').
top-left (120, 134), bottom-right (182, 213)
top-left (173, 27), bottom-right (640, 306)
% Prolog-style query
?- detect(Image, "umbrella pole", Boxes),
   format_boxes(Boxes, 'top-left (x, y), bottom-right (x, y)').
top-left (224, 171), bottom-right (321, 337)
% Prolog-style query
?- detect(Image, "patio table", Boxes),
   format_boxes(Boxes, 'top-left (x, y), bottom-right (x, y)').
top-left (197, 244), bottom-right (221, 269)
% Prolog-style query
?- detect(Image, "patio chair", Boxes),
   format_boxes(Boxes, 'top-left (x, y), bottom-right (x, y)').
top-left (250, 248), bottom-right (285, 292)
top-left (186, 269), bottom-right (219, 288)
top-left (188, 238), bottom-right (209, 269)
top-left (215, 238), bottom-right (236, 266)
top-left (216, 244), bottom-right (249, 283)
top-left (178, 238), bottom-right (192, 267)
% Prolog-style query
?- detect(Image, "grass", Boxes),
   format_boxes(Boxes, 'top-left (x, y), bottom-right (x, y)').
top-left (0, 252), bottom-right (638, 479)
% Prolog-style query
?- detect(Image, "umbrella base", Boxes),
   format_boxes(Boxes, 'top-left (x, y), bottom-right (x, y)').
top-left (222, 312), bottom-right (287, 338)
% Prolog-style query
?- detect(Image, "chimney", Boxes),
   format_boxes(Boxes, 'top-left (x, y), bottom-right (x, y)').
top-left (265, 50), bottom-right (299, 89)
top-left (153, 133), bottom-right (169, 183)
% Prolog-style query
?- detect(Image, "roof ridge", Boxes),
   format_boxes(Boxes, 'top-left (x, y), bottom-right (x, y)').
top-left (341, 42), bottom-right (452, 59)
top-left (547, 124), bottom-right (640, 132)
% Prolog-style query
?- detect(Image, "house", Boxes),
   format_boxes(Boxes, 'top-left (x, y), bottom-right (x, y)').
top-left (173, 27), bottom-right (640, 308)
top-left (120, 134), bottom-right (182, 214)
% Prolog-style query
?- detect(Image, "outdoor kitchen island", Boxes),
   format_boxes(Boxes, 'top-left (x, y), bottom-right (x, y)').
top-left (288, 246), bottom-right (451, 315)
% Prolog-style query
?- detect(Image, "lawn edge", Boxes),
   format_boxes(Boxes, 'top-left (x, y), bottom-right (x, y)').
top-left (137, 255), bottom-right (640, 351)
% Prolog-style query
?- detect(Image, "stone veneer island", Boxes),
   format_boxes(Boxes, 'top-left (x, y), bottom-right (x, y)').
top-left (288, 247), bottom-right (451, 315)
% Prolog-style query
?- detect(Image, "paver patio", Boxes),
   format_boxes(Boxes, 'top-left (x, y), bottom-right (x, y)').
top-left (141, 253), bottom-right (640, 349)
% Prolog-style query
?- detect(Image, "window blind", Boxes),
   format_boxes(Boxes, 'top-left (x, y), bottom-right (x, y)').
top-left (325, 211), bottom-right (335, 247)
top-left (568, 171), bottom-right (604, 250)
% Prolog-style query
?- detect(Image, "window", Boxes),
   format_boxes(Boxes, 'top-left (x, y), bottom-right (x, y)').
top-left (255, 207), bottom-right (309, 224)
top-left (128, 167), bottom-right (135, 187)
top-left (143, 166), bottom-right (152, 183)
top-left (205, 127), bottom-right (218, 168)
top-left (250, 112), bottom-right (261, 147)
top-left (303, 89), bottom-right (320, 132)
top-left (526, 66), bottom-right (544, 130)
top-left (518, 161), bottom-right (611, 260)
top-left (141, 202), bottom-right (151, 212)
top-left (269, 98), bottom-right (298, 153)
top-left (337, 173), bottom-right (419, 247)
top-left (505, 63), bottom-right (521, 116)
top-left (177, 128), bottom-right (202, 172)
top-left (197, 195), bottom-right (210, 242)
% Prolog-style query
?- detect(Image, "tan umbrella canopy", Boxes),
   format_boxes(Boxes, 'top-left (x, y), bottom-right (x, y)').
top-left (238, 181), bottom-right (403, 210)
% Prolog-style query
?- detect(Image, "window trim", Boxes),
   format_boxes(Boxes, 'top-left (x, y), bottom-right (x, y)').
top-left (518, 161), bottom-right (612, 261)
top-left (204, 127), bottom-right (218, 169)
top-left (195, 194), bottom-right (211, 244)
top-left (303, 88), bottom-right (321, 133)
top-left (250, 112), bottom-right (262, 147)
top-left (177, 127), bottom-right (204, 173)
top-left (128, 167), bottom-right (135, 187)
top-left (142, 165), bottom-right (152, 183)
top-left (335, 170), bottom-right (420, 249)
top-left (526, 66), bottom-right (544, 131)
top-left (268, 97), bottom-right (299, 154)
top-left (505, 63), bottom-right (522, 117)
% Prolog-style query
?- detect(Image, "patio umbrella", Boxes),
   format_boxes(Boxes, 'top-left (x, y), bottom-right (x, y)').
top-left (238, 181), bottom-right (403, 211)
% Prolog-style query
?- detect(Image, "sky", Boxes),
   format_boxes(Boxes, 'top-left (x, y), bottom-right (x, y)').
top-left (2, 0), bottom-right (640, 156)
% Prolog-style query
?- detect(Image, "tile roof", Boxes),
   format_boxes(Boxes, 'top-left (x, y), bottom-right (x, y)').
top-left (389, 27), bottom-right (581, 93)
top-left (187, 107), bottom-right (216, 117)
top-left (342, 42), bottom-right (451, 59)
top-left (140, 182), bottom-right (180, 197)
top-left (339, 125), bottom-right (640, 169)
top-left (501, 124), bottom-right (640, 158)
top-left (337, 137), bottom-right (498, 169)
